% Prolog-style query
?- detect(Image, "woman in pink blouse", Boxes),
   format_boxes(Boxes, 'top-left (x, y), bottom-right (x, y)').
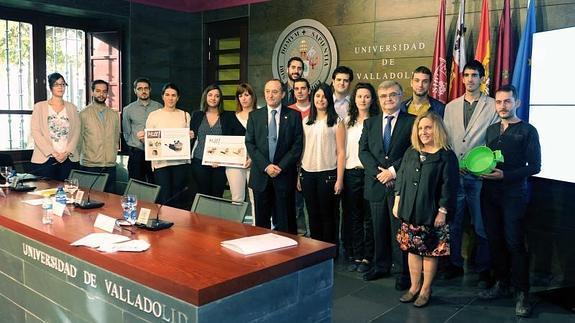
top-left (30, 73), bottom-right (80, 181)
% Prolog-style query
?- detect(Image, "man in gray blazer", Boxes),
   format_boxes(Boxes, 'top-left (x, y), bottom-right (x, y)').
top-left (442, 60), bottom-right (498, 286)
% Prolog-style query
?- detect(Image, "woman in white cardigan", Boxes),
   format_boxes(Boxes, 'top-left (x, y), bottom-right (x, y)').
top-left (30, 72), bottom-right (80, 181)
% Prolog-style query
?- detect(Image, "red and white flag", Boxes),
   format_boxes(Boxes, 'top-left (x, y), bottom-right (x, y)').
top-left (430, 0), bottom-right (448, 104)
top-left (494, 0), bottom-right (514, 91)
top-left (448, 0), bottom-right (467, 101)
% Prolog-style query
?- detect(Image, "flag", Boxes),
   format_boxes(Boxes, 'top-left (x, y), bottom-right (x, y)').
top-left (494, 0), bottom-right (514, 91)
top-left (449, 0), bottom-right (466, 101)
top-left (512, 0), bottom-right (536, 121)
top-left (474, 0), bottom-right (491, 95)
top-left (430, 0), bottom-right (448, 104)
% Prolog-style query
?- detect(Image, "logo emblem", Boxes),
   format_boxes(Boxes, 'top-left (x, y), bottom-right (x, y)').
top-left (272, 19), bottom-right (338, 90)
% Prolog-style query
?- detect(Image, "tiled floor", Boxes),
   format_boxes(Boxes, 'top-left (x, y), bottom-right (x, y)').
top-left (331, 259), bottom-right (575, 323)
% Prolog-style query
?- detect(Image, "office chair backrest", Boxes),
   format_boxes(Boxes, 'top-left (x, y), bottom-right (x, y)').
top-left (69, 169), bottom-right (109, 192)
top-left (124, 178), bottom-right (161, 203)
top-left (191, 193), bottom-right (248, 223)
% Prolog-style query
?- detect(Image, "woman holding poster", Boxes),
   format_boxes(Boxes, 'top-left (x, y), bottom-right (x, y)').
top-left (145, 83), bottom-right (191, 209)
top-left (190, 84), bottom-right (243, 200)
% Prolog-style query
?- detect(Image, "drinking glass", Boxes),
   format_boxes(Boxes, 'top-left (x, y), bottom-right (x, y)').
top-left (0, 166), bottom-right (13, 187)
top-left (64, 178), bottom-right (79, 201)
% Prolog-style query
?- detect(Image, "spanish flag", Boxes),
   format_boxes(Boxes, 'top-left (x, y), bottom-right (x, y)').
top-left (474, 0), bottom-right (491, 95)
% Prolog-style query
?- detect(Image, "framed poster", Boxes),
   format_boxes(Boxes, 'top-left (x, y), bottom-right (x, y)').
top-left (202, 135), bottom-right (247, 168)
top-left (144, 128), bottom-right (190, 161)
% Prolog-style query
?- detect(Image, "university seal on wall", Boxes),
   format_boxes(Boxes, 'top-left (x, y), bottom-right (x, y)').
top-left (272, 19), bottom-right (338, 90)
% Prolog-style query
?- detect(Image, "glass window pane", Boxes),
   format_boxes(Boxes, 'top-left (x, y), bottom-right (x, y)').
top-left (218, 69), bottom-right (240, 81)
top-left (0, 19), bottom-right (34, 111)
top-left (46, 26), bottom-right (86, 110)
top-left (219, 53), bottom-right (239, 65)
top-left (219, 37), bottom-right (240, 50)
top-left (220, 85), bottom-right (238, 97)
top-left (223, 100), bottom-right (236, 112)
top-left (0, 114), bottom-right (32, 150)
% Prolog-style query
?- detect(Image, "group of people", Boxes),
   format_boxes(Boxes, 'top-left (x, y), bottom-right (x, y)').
top-left (31, 73), bottom-right (119, 190)
top-left (30, 56), bottom-right (540, 317)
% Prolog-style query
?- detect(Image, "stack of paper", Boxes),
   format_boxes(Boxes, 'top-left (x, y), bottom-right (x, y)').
top-left (71, 233), bottom-right (149, 252)
top-left (221, 233), bottom-right (297, 255)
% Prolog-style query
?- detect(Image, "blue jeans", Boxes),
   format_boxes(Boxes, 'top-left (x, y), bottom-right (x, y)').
top-left (449, 174), bottom-right (490, 272)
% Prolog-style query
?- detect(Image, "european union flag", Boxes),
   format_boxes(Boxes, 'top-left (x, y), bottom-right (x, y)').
top-left (512, 0), bottom-right (536, 121)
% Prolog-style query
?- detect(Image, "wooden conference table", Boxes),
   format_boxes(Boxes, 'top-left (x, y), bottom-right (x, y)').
top-left (0, 181), bottom-right (335, 323)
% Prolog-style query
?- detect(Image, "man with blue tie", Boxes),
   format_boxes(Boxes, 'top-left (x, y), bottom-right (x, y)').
top-left (245, 79), bottom-right (303, 234)
top-left (359, 80), bottom-right (415, 288)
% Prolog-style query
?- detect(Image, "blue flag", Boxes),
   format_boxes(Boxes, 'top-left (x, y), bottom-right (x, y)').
top-left (512, 0), bottom-right (536, 121)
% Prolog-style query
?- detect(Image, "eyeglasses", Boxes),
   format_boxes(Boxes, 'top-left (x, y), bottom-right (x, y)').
top-left (379, 92), bottom-right (399, 100)
top-left (53, 82), bottom-right (68, 88)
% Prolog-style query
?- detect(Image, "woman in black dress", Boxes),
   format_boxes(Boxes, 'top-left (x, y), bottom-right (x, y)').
top-left (392, 111), bottom-right (459, 307)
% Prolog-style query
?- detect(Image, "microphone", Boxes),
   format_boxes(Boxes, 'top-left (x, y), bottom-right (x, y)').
top-left (10, 162), bottom-right (57, 192)
top-left (136, 186), bottom-right (189, 231)
top-left (75, 167), bottom-right (106, 209)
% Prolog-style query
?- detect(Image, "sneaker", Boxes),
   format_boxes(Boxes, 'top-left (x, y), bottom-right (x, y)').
top-left (478, 281), bottom-right (512, 300)
top-left (347, 260), bottom-right (361, 272)
top-left (357, 260), bottom-right (372, 273)
top-left (515, 291), bottom-right (532, 317)
top-left (477, 270), bottom-right (492, 289)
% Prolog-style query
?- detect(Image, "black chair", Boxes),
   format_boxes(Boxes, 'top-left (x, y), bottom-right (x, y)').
top-left (123, 178), bottom-right (161, 203)
top-left (69, 169), bottom-right (109, 192)
top-left (191, 194), bottom-right (249, 223)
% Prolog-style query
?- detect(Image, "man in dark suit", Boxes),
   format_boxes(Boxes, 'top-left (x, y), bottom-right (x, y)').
top-left (245, 79), bottom-right (303, 234)
top-left (359, 80), bottom-right (415, 289)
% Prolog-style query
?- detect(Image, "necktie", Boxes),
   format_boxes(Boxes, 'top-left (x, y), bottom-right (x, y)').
top-left (268, 109), bottom-right (277, 162)
top-left (383, 115), bottom-right (394, 154)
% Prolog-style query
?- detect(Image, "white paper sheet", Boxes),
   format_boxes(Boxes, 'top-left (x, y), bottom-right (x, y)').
top-left (221, 233), bottom-right (298, 255)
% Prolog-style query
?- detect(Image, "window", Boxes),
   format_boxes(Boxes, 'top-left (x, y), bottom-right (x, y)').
top-left (0, 19), bottom-right (34, 150)
top-left (46, 25), bottom-right (86, 111)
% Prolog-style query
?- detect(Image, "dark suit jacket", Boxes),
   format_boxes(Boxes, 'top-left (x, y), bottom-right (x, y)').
top-left (396, 148), bottom-right (459, 226)
top-left (190, 111), bottom-right (245, 156)
top-left (359, 111), bottom-right (415, 201)
top-left (245, 105), bottom-right (303, 192)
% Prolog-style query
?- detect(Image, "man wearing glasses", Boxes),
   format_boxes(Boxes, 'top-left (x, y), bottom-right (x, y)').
top-left (359, 80), bottom-right (415, 289)
top-left (122, 78), bottom-right (161, 183)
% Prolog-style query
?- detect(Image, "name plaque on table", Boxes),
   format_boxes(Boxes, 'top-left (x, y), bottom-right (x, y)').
top-left (202, 135), bottom-right (247, 168)
top-left (145, 128), bottom-right (190, 161)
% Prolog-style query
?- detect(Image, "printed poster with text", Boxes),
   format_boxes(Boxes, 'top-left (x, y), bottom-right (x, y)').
top-left (144, 128), bottom-right (190, 161)
top-left (202, 135), bottom-right (247, 168)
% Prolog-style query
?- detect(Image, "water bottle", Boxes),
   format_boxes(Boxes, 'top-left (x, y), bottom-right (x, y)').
top-left (42, 194), bottom-right (53, 224)
top-left (6, 170), bottom-right (16, 186)
top-left (55, 186), bottom-right (67, 205)
top-left (121, 195), bottom-right (138, 224)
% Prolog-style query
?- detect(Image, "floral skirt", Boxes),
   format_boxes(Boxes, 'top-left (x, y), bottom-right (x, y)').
top-left (396, 222), bottom-right (450, 257)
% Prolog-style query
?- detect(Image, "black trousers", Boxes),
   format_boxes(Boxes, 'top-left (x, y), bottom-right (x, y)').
top-left (190, 158), bottom-right (226, 199)
top-left (127, 147), bottom-right (155, 183)
top-left (481, 183), bottom-right (530, 292)
top-left (254, 178), bottom-right (297, 234)
top-left (342, 169), bottom-right (374, 261)
top-left (370, 190), bottom-right (409, 276)
top-left (154, 164), bottom-right (190, 209)
top-left (301, 169), bottom-right (338, 243)
top-left (33, 157), bottom-right (77, 181)
top-left (81, 165), bottom-right (117, 194)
